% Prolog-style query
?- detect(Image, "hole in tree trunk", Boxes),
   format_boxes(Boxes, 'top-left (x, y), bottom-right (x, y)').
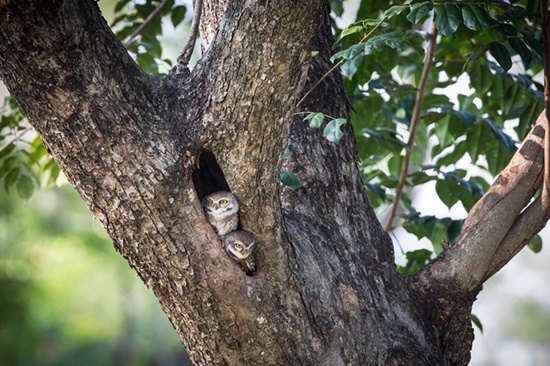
top-left (192, 150), bottom-right (232, 201)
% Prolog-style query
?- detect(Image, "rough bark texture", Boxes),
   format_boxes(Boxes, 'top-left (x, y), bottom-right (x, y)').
top-left (1, 0), bottom-right (548, 365)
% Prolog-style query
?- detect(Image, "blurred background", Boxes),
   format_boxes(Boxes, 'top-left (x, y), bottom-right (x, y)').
top-left (0, 184), bottom-right (191, 365)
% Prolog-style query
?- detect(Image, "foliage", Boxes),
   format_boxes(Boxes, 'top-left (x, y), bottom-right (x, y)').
top-left (328, 0), bottom-right (545, 273)
top-left (0, 96), bottom-right (60, 200)
top-left (110, 0), bottom-right (187, 75)
top-left (0, 185), bottom-right (188, 365)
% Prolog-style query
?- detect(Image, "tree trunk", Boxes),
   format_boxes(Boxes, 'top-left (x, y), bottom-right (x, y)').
top-left (1, 1), bottom-right (547, 365)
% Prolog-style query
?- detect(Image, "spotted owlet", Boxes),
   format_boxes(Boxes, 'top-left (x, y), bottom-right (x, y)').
top-left (202, 191), bottom-right (239, 236)
top-left (223, 230), bottom-right (257, 275)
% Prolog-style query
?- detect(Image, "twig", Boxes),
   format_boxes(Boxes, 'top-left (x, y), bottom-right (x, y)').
top-left (385, 21), bottom-right (438, 232)
top-left (176, 0), bottom-right (203, 68)
top-left (541, 0), bottom-right (550, 206)
top-left (124, 0), bottom-right (170, 44)
top-left (0, 125), bottom-right (33, 154)
top-left (295, 16), bottom-right (387, 108)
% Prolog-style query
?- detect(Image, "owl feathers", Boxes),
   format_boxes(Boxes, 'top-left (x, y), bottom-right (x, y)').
top-left (202, 191), bottom-right (239, 236)
top-left (202, 191), bottom-right (258, 275)
top-left (223, 230), bottom-right (257, 276)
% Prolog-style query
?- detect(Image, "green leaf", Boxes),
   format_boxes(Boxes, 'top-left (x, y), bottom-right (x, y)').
top-left (483, 117), bottom-right (516, 152)
top-left (471, 314), bottom-right (483, 333)
top-left (461, 4), bottom-right (490, 31)
top-left (528, 235), bottom-right (543, 253)
top-left (436, 179), bottom-right (459, 208)
top-left (486, 4), bottom-right (512, 22)
top-left (388, 154), bottom-right (404, 179)
top-left (304, 112), bottom-right (325, 128)
top-left (280, 170), bottom-right (303, 189)
top-left (3, 167), bottom-right (19, 190)
top-left (434, 114), bottom-right (453, 149)
top-left (522, 32), bottom-right (543, 55)
top-left (384, 5), bottom-right (407, 19)
top-left (330, 0), bottom-right (344, 16)
top-left (468, 63), bottom-right (494, 95)
top-left (323, 118), bottom-right (347, 144)
top-left (509, 37), bottom-right (532, 68)
top-left (397, 249), bottom-right (433, 276)
top-left (485, 139), bottom-right (513, 176)
top-left (341, 25), bottom-right (363, 37)
top-left (341, 56), bottom-right (363, 79)
top-left (171, 6), bottom-right (187, 27)
top-left (466, 124), bottom-right (483, 162)
top-left (489, 42), bottom-right (512, 72)
top-left (114, 0), bottom-right (131, 13)
top-left (407, 2), bottom-right (433, 24)
top-left (331, 44), bottom-right (365, 61)
top-left (16, 173), bottom-right (34, 200)
top-left (492, 24), bottom-right (517, 36)
top-left (434, 4), bottom-right (462, 36)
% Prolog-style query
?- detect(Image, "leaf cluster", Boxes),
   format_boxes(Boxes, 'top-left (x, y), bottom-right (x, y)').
top-left (329, 0), bottom-right (545, 270)
top-left (0, 97), bottom-right (59, 199)
top-left (110, 0), bottom-right (188, 75)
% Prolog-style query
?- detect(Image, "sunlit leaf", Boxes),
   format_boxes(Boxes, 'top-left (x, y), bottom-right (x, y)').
top-left (304, 112), bottom-right (325, 128)
top-left (341, 25), bottom-right (363, 37)
top-left (323, 118), bottom-right (347, 144)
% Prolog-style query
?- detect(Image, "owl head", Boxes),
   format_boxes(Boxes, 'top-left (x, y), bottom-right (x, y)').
top-left (223, 230), bottom-right (256, 260)
top-left (202, 191), bottom-right (239, 220)
top-left (223, 230), bottom-right (257, 275)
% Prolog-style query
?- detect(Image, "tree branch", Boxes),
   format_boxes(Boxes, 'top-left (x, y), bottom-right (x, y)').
top-left (541, 0), bottom-right (550, 206)
top-left (0, 125), bottom-right (32, 153)
top-left (416, 111), bottom-right (546, 295)
top-left (124, 0), bottom-right (170, 43)
top-left (173, 0), bottom-right (203, 73)
top-left (385, 21), bottom-right (437, 232)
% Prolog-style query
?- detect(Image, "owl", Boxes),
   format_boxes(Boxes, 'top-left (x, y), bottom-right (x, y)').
top-left (202, 191), bottom-right (239, 236)
top-left (223, 230), bottom-right (257, 275)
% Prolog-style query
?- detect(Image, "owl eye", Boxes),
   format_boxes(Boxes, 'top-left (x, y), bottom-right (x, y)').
top-left (234, 243), bottom-right (243, 250)
top-left (208, 198), bottom-right (214, 205)
top-left (220, 199), bottom-right (228, 205)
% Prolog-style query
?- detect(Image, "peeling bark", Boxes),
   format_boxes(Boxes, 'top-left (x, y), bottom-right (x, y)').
top-left (1, 1), bottom-right (548, 365)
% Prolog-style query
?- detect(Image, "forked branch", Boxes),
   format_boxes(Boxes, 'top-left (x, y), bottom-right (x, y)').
top-left (175, 0), bottom-right (203, 70)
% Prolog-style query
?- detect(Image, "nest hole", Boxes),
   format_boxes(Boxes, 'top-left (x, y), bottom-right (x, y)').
top-left (192, 150), bottom-right (232, 202)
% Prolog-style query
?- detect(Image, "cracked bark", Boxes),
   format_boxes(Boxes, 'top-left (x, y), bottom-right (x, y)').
top-left (1, 0), bottom-right (548, 365)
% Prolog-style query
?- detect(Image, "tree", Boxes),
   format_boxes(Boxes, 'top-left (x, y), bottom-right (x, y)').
top-left (0, 0), bottom-right (548, 364)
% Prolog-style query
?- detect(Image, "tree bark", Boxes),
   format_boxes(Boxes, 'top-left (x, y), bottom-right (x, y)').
top-left (1, 1), bottom-right (548, 365)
